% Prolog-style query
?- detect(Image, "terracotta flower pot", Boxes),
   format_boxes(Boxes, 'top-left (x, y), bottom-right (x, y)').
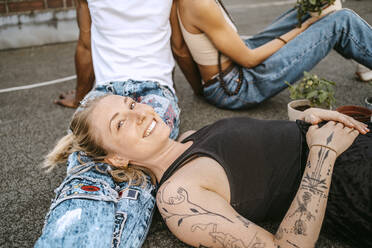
top-left (310, 0), bottom-right (342, 17)
top-left (336, 105), bottom-right (372, 123)
top-left (288, 99), bottom-right (311, 121)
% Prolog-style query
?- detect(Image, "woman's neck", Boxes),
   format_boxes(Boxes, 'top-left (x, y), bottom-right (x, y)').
top-left (133, 139), bottom-right (193, 183)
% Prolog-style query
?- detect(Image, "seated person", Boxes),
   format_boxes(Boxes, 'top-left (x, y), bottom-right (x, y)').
top-left (171, 0), bottom-right (372, 108)
top-left (43, 95), bottom-right (371, 247)
top-left (36, 0), bottom-right (180, 246)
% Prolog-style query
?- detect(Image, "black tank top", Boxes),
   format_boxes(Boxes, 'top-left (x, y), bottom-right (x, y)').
top-left (159, 117), bottom-right (305, 222)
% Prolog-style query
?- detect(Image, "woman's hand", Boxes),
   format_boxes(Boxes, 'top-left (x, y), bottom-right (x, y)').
top-left (301, 108), bottom-right (370, 134)
top-left (301, 11), bottom-right (334, 29)
top-left (306, 121), bottom-right (360, 157)
top-left (301, 15), bottom-right (323, 28)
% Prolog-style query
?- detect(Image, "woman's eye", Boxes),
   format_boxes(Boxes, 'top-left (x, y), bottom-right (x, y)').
top-left (130, 101), bottom-right (136, 110)
top-left (117, 120), bottom-right (124, 130)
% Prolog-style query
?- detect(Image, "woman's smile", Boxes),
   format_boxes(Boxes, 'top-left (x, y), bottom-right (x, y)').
top-left (144, 119), bottom-right (157, 138)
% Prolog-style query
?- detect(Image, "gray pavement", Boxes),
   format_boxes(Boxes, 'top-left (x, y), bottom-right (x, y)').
top-left (1, 0), bottom-right (372, 247)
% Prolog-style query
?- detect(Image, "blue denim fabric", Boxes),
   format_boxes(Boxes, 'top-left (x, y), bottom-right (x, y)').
top-left (35, 80), bottom-right (180, 248)
top-left (203, 8), bottom-right (372, 109)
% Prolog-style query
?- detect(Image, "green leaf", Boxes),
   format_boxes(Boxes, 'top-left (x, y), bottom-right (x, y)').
top-left (318, 91), bottom-right (328, 103)
top-left (286, 71), bottom-right (337, 108)
top-left (306, 91), bottom-right (318, 98)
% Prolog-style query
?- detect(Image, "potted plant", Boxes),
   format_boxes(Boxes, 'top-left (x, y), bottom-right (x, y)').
top-left (296, 0), bottom-right (342, 26)
top-left (336, 96), bottom-right (372, 123)
top-left (286, 72), bottom-right (336, 121)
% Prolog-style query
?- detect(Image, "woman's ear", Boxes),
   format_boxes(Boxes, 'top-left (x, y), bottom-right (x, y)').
top-left (104, 154), bottom-right (129, 168)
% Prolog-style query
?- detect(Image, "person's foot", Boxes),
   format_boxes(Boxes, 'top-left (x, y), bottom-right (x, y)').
top-left (356, 64), bottom-right (372, 82)
top-left (54, 90), bottom-right (79, 108)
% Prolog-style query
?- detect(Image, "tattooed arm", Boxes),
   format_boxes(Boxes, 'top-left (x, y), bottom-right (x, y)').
top-left (156, 122), bottom-right (359, 248)
top-left (274, 121), bottom-right (359, 248)
top-left (157, 178), bottom-right (277, 248)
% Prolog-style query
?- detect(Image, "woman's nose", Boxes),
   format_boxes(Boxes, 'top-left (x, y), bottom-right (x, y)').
top-left (136, 112), bottom-right (146, 125)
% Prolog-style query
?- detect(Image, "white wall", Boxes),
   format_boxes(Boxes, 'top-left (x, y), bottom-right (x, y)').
top-left (0, 9), bottom-right (78, 50)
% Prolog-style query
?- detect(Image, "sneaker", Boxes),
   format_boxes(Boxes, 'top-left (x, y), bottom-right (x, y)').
top-left (356, 64), bottom-right (372, 82)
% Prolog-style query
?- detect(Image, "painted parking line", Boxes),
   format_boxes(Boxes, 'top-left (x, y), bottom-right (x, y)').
top-left (0, 0), bottom-right (295, 94)
top-left (227, 0), bottom-right (296, 11)
top-left (0, 75), bottom-right (76, 94)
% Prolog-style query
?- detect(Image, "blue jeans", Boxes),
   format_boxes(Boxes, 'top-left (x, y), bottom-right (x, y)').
top-left (203, 8), bottom-right (372, 109)
top-left (35, 80), bottom-right (180, 248)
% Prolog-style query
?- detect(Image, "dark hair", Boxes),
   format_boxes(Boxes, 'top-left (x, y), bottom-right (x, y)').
top-left (216, 0), bottom-right (236, 25)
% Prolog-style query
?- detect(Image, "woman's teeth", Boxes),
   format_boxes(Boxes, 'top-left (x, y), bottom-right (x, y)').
top-left (144, 120), bottom-right (156, 137)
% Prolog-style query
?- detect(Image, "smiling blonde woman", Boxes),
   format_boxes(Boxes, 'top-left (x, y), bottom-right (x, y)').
top-left (42, 95), bottom-right (371, 247)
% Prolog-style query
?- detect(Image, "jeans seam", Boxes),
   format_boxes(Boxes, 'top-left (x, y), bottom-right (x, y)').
top-left (135, 200), bottom-right (156, 248)
top-left (52, 175), bottom-right (118, 211)
top-left (340, 29), bottom-right (372, 57)
top-left (52, 194), bottom-right (118, 211)
top-left (55, 175), bottom-right (115, 194)
top-left (111, 211), bottom-right (127, 248)
top-left (266, 32), bottom-right (333, 82)
top-left (67, 161), bottom-right (96, 176)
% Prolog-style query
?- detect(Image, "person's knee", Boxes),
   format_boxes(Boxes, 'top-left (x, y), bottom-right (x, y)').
top-left (333, 8), bottom-right (356, 21)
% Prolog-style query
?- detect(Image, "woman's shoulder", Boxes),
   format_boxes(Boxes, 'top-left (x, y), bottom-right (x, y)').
top-left (179, 0), bottom-right (221, 19)
top-left (157, 156), bottom-right (230, 200)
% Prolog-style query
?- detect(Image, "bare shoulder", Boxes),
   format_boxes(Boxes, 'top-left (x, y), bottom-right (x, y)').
top-left (157, 156), bottom-right (231, 203)
top-left (180, 0), bottom-right (220, 19)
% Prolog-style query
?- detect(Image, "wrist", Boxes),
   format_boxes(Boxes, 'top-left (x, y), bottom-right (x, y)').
top-left (276, 36), bottom-right (287, 45)
top-left (310, 144), bottom-right (338, 157)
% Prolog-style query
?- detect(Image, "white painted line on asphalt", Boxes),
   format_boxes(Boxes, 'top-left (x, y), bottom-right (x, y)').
top-left (227, 0), bottom-right (296, 10)
top-left (0, 75), bottom-right (76, 93)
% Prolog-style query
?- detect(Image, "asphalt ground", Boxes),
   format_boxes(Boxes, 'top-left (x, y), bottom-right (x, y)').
top-left (0, 0), bottom-right (372, 247)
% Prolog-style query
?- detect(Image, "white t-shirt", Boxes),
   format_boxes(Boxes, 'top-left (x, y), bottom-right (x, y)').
top-left (87, 0), bottom-right (175, 93)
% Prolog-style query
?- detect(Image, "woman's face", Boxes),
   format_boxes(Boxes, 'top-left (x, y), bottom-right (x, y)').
top-left (90, 95), bottom-right (171, 163)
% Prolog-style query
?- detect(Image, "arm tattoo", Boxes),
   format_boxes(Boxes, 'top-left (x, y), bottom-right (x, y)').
top-left (326, 132), bottom-right (334, 145)
top-left (301, 146), bottom-right (331, 196)
top-left (236, 215), bottom-right (252, 228)
top-left (284, 134), bottom-right (335, 238)
top-left (288, 192), bottom-right (315, 236)
top-left (275, 227), bottom-right (284, 240)
top-left (286, 240), bottom-right (301, 248)
top-left (157, 182), bottom-right (233, 226)
top-left (192, 223), bottom-right (266, 248)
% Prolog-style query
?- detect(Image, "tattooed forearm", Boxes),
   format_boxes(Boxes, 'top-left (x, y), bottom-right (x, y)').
top-left (236, 215), bottom-right (252, 228)
top-left (287, 192), bottom-right (316, 236)
top-left (300, 147), bottom-right (331, 196)
top-left (157, 182), bottom-right (233, 226)
top-left (275, 134), bottom-right (337, 246)
top-left (286, 240), bottom-right (301, 248)
top-left (192, 223), bottom-right (266, 248)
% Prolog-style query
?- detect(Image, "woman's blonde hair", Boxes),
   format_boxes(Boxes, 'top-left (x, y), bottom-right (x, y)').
top-left (43, 95), bottom-right (156, 186)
